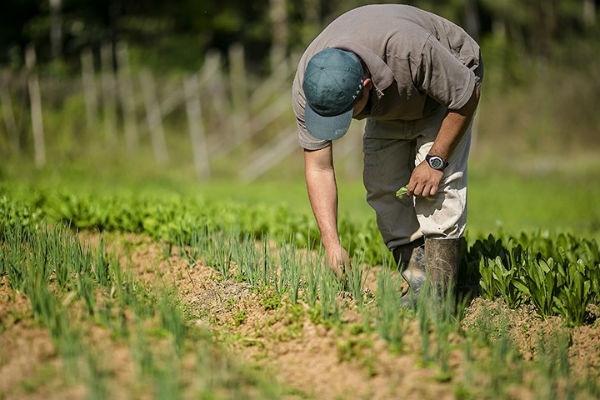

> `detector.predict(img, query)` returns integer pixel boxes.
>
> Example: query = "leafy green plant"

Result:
[395,186,408,199]
[516,258,559,318]
[553,260,591,325]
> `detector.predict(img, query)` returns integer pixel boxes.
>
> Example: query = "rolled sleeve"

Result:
[292,73,331,150]
[414,35,476,110]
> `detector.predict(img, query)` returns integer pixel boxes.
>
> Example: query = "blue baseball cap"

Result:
[302,48,364,141]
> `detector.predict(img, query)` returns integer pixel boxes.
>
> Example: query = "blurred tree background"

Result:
[1,0,597,72]
[0,0,599,180]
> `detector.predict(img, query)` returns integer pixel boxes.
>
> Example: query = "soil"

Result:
[104,233,453,400]
[101,232,600,399]
[464,297,600,377]
[0,276,85,399]
[2,231,599,399]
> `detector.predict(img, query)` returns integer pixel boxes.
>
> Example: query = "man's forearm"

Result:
[429,87,480,160]
[304,148,340,249]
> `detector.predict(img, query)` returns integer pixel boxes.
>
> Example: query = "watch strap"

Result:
[425,154,448,170]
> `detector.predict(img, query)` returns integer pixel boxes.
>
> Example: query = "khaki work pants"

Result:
[362,106,472,250]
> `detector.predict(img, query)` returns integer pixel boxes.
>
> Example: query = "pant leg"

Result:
[363,120,423,249]
[413,109,472,239]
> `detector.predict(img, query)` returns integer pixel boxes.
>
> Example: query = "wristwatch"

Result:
[425,154,448,171]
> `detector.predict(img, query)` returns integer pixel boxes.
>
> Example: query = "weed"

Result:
[233,310,248,326]
[262,289,281,311]
[335,337,373,363]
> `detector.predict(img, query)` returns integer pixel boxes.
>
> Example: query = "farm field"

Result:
[2,1,600,398]
[1,169,600,399]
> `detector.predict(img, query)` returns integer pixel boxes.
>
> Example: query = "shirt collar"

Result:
[330,41,395,99]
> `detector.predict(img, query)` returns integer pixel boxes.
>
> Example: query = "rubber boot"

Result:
[424,238,460,295]
[392,238,426,308]
[395,238,460,308]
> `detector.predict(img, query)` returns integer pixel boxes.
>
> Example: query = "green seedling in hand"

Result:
[396,186,408,199]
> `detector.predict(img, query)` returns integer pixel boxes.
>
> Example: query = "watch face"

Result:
[429,156,444,170]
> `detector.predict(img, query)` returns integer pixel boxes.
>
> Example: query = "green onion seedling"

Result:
[396,186,408,199]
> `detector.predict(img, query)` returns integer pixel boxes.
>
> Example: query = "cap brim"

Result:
[305,104,353,141]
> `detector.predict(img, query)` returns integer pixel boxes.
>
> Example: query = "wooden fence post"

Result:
[25,45,45,167]
[583,0,596,27]
[140,69,168,165]
[200,51,230,128]
[0,71,20,154]
[49,0,63,59]
[100,42,117,145]
[116,42,139,153]
[183,74,210,180]
[228,44,248,140]
[269,0,288,70]
[80,48,98,131]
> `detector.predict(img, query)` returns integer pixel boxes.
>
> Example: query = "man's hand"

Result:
[326,245,350,276]
[304,146,351,277]
[407,161,443,197]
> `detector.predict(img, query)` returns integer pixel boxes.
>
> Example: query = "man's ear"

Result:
[363,78,373,89]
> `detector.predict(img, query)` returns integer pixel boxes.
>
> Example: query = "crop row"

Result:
[0,220,284,398]
[2,197,600,397]
[0,204,466,392]
[1,185,599,325]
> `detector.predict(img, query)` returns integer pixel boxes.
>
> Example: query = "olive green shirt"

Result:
[292,4,483,150]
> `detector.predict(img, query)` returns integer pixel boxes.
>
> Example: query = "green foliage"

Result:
[261,289,282,311]
[233,310,248,326]
[2,184,599,327]
[2,182,600,397]
[279,238,302,304]
[475,233,599,325]
[375,268,408,352]
[318,266,343,322]
[0,210,283,398]
[395,186,408,200]
[347,259,366,307]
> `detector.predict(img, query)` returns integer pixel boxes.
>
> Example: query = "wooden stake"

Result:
[100,43,117,145]
[183,74,210,180]
[228,44,248,140]
[80,48,98,130]
[116,42,139,153]
[25,45,46,167]
[49,0,63,59]
[140,69,168,165]
[0,71,20,154]
[269,0,288,70]
[583,0,596,27]
[200,51,230,126]
[25,46,45,167]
